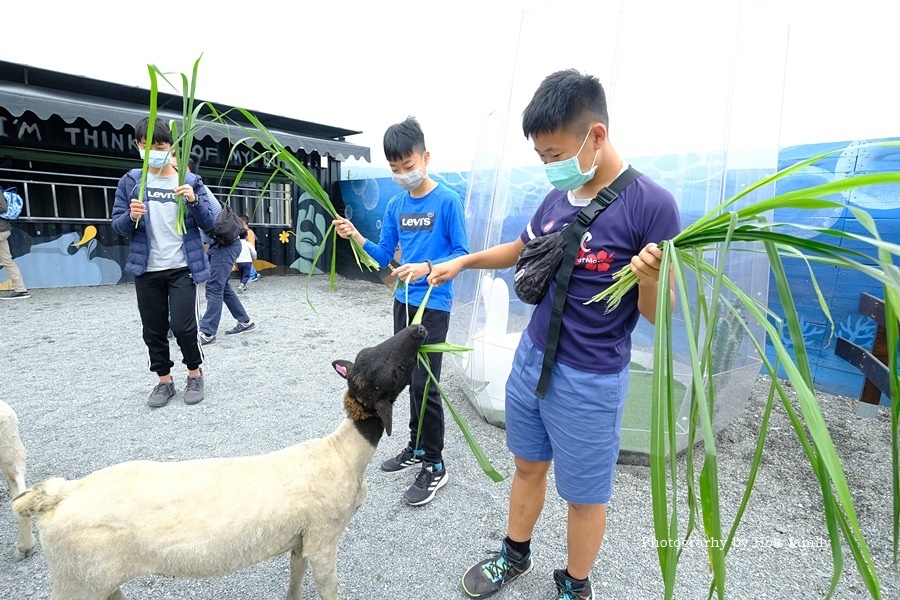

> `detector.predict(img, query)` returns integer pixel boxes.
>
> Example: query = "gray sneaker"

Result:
[147,381,176,408]
[462,541,533,598]
[553,568,594,599]
[184,373,204,405]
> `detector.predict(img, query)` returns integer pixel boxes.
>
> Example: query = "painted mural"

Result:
[0,227,121,290]
[337,137,900,401]
[288,193,329,276]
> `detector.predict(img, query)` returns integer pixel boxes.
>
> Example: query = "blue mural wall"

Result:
[338,137,900,402]
[0,203,335,290]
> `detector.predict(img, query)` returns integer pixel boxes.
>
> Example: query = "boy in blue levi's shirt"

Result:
[334,116,469,507]
[430,70,681,599]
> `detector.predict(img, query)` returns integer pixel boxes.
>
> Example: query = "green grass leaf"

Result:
[416,353,506,482]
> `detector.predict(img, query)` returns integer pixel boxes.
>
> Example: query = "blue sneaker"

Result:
[225,321,256,335]
[462,540,533,597]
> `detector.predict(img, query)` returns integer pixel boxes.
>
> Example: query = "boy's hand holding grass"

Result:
[173,184,197,203]
[129,200,147,221]
[392,262,431,282]
[333,217,363,244]
[630,242,664,284]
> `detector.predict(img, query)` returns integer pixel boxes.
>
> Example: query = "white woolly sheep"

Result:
[13,324,427,600]
[0,399,35,561]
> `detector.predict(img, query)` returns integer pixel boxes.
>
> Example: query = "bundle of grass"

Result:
[591,142,900,599]
[138,56,378,310]
[206,104,379,308]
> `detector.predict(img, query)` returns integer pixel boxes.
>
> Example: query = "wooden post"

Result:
[834,293,894,418]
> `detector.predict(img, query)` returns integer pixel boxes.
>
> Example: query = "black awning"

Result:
[0,79,371,163]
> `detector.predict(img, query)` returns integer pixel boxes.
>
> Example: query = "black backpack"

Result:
[208,200,246,247]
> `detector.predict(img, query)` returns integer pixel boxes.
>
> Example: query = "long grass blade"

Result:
[680,141,900,238]
[303,222,337,315]
[649,242,679,596]
[670,249,725,599]
[415,353,506,482]
[411,285,434,325]
[134,66,159,229]
[680,253,868,596]
[764,239,881,596]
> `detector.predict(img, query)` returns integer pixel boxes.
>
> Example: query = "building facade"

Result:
[0,60,370,288]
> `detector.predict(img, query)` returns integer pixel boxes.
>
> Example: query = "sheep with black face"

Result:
[13,324,427,600]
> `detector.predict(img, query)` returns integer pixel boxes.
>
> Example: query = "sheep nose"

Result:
[409,324,427,340]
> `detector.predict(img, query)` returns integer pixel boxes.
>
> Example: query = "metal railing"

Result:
[0,167,293,226]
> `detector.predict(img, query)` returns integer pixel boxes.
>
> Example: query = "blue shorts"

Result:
[505,331,628,504]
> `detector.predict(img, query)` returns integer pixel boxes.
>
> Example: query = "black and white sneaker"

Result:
[1,291,31,300]
[404,462,448,506]
[381,445,423,473]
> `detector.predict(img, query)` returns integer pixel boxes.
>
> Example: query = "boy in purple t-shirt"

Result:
[429,69,681,599]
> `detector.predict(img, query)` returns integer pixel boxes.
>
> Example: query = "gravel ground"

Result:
[1,274,898,599]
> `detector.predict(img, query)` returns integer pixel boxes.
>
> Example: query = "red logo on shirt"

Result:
[542,220,555,233]
[576,248,615,272]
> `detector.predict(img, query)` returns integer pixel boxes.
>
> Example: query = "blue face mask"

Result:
[138,148,172,169]
[544,129,599,191]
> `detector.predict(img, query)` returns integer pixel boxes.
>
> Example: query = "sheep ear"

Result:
[374,399,393,436]
[332,360,352,379]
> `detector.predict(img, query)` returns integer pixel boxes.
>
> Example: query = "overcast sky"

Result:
[3,0,898,173]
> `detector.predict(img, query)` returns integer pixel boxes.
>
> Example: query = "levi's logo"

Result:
[400,212,435,232]
[146,188,176,202]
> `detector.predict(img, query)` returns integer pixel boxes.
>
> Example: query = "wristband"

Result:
[426,260,433,274]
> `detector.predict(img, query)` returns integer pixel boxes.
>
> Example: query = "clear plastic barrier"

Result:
[449,0,788,460]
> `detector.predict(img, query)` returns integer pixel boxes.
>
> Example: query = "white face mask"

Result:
[392,169,425,192]
[138,148,172,169]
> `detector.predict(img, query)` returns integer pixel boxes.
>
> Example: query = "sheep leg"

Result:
[106,588,128,600]
[307,546,339,600]
[4,469,35,560]
[286,547,308,600]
